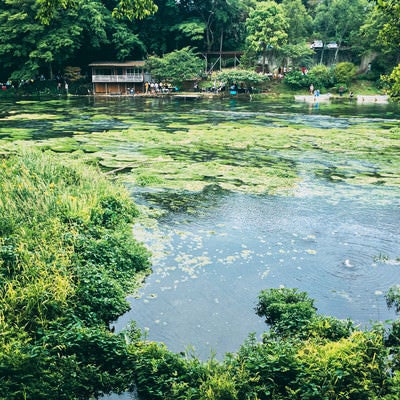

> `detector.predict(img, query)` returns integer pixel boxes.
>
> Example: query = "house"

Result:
[89,61,151,95]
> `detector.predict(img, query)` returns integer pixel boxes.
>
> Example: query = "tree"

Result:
[375,0,400,101]
[281,43,315,70]
[313,0,371,62]
[131,0,187,55]
[36,0,158,24]
[215,69,270,92]
[376,0,400,54]
[0,0,83,80]
[282,0,312,44]
[0,0,147,80]
[145,47,204,86]
[176,0,251,52]
[244,1,289,72]
[280,0,314,67]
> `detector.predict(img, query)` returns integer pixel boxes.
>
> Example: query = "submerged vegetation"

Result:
[1,98,400,398]
[1,98,399,195]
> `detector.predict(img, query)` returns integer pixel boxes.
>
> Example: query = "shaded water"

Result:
[0,96,399,366]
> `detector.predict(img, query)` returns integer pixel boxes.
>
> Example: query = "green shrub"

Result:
[0,146,150,399]
[308,64,334,91]
[255,288,317,335]
[199,368,238,400]
[334,62,357,86]
[296,331,388,400]
[382,63,400,101]
[232,333,300,399]
[129,341,207,400]
[284,70,310,90]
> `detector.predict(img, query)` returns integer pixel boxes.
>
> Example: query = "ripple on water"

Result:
[115,188,400,360]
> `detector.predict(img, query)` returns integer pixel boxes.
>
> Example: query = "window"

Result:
[127,68,141,75]
[94,68,112,75]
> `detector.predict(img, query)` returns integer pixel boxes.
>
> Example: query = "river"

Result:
[0,96,399,398]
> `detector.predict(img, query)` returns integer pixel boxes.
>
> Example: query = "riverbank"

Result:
[0,77,387,101]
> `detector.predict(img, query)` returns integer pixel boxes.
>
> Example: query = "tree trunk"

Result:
[219,29,223,71]
[48,63,53,80]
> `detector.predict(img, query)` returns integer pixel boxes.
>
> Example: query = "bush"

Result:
[284,70,310,90]
[308,64,334,91]
[255,288,317,334]
[0,147,151,399]
[382,63,400,101]
[334,62,357,86]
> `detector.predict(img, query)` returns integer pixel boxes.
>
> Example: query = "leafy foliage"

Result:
[295,330,389,399]
[256,288,317,336]
[145,47,204,86]
[284,69,310,89]
[334,61,357,85]
[216,69,269,91]
[0,147,150,398]
[381,64,400,102]
[376,0,400,52]
[244,1,288,68]
[36,0,157,24]
[245,1,288,52]
[256,288,355,341]
[386,284,400,313]
[308,64,334,91]
[0,0,399,100]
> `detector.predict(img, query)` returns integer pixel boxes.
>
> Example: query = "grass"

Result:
[269,78,383,96]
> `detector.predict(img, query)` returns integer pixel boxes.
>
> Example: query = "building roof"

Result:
[89,61,145,67]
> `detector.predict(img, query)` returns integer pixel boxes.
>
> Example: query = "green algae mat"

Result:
[0,97,399,195]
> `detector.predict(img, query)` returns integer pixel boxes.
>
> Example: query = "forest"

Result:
[0,0,399,98]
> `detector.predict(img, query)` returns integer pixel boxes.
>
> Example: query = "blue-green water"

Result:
[117,181,399,360]
[1,96,399,365]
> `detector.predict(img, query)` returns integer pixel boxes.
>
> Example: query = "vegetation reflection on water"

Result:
[0,96,399,361]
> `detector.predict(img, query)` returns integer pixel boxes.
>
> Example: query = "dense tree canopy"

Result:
[0,0,399,92]
[36,0,158,23]
[245,0,289,69]
[145,46,204,85]
[376,0,400,52]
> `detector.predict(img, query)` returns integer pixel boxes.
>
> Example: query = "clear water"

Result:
[117,182,400,360]
[1,96,399,364]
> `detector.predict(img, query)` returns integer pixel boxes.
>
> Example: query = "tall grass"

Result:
[0,145,151,399]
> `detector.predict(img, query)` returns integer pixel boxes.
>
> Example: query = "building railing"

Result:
[92,74,145,83]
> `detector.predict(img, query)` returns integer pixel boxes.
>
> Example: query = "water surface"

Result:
[0,96,399,363]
